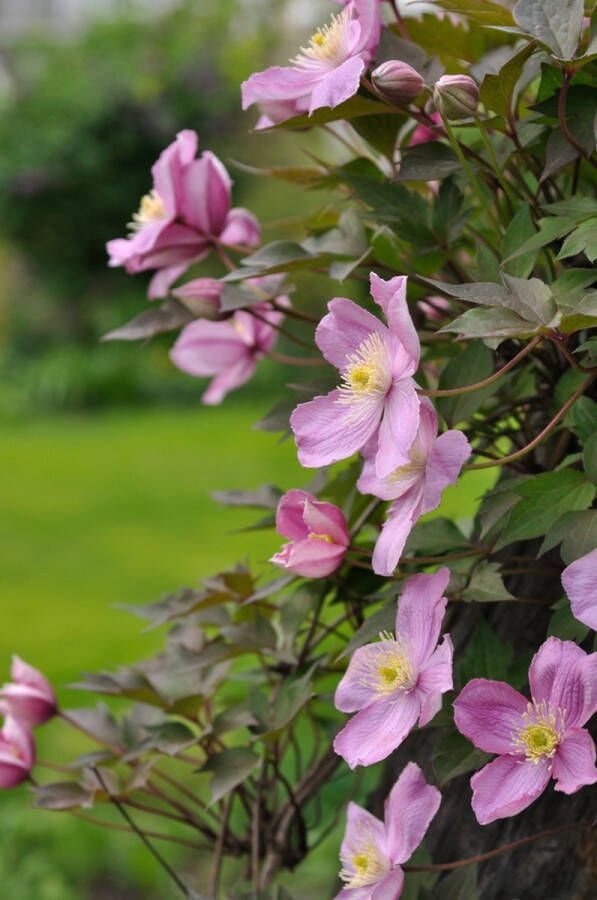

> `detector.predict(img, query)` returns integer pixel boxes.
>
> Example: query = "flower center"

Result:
[292,8,353,69]
[356,633,415,697]
[512,701,563,762]
[128,189,167,233]
[340,843,389,888]
[308,532,334,543]
[337,332,391,409]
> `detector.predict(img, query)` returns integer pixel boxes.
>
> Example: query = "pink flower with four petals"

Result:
[241,0,382,127]
[334,568,453,768]
[107,130,260,298]
[291,274,421,479]
[335,762,441,899]
[270,490,350,578]
[454,636,597,824]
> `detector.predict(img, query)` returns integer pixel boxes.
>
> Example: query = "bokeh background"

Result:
[0,1,490,896]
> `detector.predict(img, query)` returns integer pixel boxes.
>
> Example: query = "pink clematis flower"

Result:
[358,398,470,576]
[291,274,421,478]
[170,292,286,405]
[241,1,382,127]
[454,636,597,825]
[107,130,260,298]
[270,490,350,578]
[334,568,453,768]
[336,762,441,899]
[0,715,35,788]
[0,656,57,727]
[561,549,597,631]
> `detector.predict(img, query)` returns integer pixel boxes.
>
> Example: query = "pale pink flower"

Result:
[417,296,450,322]
[0,656,57,727]
[358,399,470,575]
[0,715,35,788]
[454,637,597,825]
[561,549,597,631]
[241,1,382,127]
[409,111,442,146]
[170,295,285,405]
[107,130,260,298]
[270,490,350,578]
[291,274,421,478]
[334,568,453,768]
[336,763,441,899]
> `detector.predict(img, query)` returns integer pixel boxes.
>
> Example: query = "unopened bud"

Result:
[433,74,479,120]
[371,60,425,107]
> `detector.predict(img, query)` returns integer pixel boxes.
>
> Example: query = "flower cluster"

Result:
[0,657,56,788]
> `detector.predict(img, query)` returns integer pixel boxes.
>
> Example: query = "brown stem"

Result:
[558,72,597,168]
[266,350,326,367]
[389,0,411,40]
[403,821,592,872]
[420,338,541,397]
[68,809,209,851]
[465,372,595,469]
[248,306,315,351]
[548,333,597,373]
[207,794,233,899]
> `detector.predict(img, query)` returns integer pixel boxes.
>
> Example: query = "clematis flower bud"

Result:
[172,278,223,320]
[0,715,35,788]
[0,656,57,727]
[371,60,424,107]
[270,490,349,578]
[433,74,479,120]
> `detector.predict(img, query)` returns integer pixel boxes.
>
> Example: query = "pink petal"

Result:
[528,637,595,728]
[453,679,528,754]
[302,498,349,546]
[370,275,419,370]
[417,636,453,727]
[396,568,450,669]
[148,261,200,300]
[11,657,53,696]
[291,389,382,469]
[351,0,383,54]
[422,429,471,514]
[376,379,421,477]
[309,56,366,113]
[334,692,420,769]
[202,356,257,405]
[357,456,422,502]
[316,298,388,371]
[384,762,441,865]
[335,641,406,714]
[340,800,387,872]
[0,685,56,728]
[172,278,223,318]
[552,728,597,794]
[275,490,312,541]
[371,494,420,577]
[219,207,261,248]
[170,320,248,377]
[241,65,321,109]
[470,755,551,824]
[561,549,597,631]
[152,129,198,217]
[274,538,346,578]
[180,151,231,236]
[371,868,405,900]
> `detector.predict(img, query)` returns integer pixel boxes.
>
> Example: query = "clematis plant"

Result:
[14,0,597,896]
[334,568,453,768]
[454,637,597,824]
[336,763,441,899]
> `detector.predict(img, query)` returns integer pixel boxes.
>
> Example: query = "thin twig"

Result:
[207,794,233,899]
[420,338,541,397]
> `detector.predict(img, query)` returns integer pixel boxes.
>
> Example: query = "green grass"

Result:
[0,404,494,898]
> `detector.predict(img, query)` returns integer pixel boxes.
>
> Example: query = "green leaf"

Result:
[556,218,597,262]
[437,342,499,425]
[211,485,281,510]
[433,731,490,787]
[480,42,536,117]
[463,562,516,602]
[435,0,514,26]
[584,431,597,486]
[500,203,539,277]
[457,619,513,684]
[101,298,194,342]
[572,396,597,443]
[548,596,590,642]
[267,663,318,734]
[513,0,584,59]
[576,338,597,367]
[503,215,578,263]
[541,510,597,564]
[405,518,470,554]
[267,96,392,131]
[497,470,597,549]
[202,748,260,805]
[34,782,94,811]
[395,142,461,182]
[440,306,532,341]
[434,865,480,900]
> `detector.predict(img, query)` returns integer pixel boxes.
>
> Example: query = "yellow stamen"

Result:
[292,8,352,67]
[340,842,389,888]
[337,332,391,408]
[512,701,563,762]
[308,532,335,543]
[128,189,167,233]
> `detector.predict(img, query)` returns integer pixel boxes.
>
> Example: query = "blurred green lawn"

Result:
[0,404,494,898]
